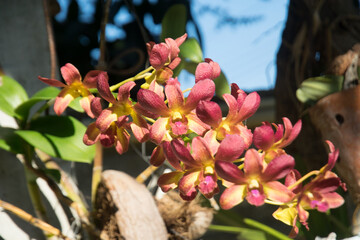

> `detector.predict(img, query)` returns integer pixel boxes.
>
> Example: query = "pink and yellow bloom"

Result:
[253,117,301,162]
[273,141,346,237]
[215,149,295,208]
[196,83,260,147]
[144,34,187,86]
[137,78,214,165]
[38,63,102,117]
[195,58,221,82]
[83,72,149,154]
[158,130,245,200]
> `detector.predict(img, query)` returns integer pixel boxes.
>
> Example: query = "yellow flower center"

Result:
[249,179,260,189]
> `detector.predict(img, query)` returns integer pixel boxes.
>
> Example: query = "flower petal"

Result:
[262,154,295,182]
[215,134,245,162]
[130,113,149,143]
[149,42,169,69]
[220,185,246,210]
[150,145,166,166]
[83,70,103,88]
[321,192,344,209]
[162,141,182,170]
[171,139,199,167]
[96,108,117,132]
[114,128,130,154]
[223,93,238,123]
[83,122,100,145]
[54,89,75,115]
[244,149,263,176]
[246,188,266,206]
[60,63,81,85]
[203,130,220,156]
[90,97,103,118]
[175,33,187,47]
[137,89,169,116]
[178,170,200,196]
[150,117,168,144]
[198,174,219,198]
[215,161,246,184]
[187,112,209,135]
[38,76,66,87]
[158,171,184,192]
[80,94,95,118]
[196,100,222,128]
[253,124,275,150]
[165,78,184,109]
[237,92,260,121]
[117,81,136,103]
[195,58,221,82]
[192,136,213,162]
[97,72,116,104]
[184,79,215,112]
[279,118,301,148]
[264,181,295,203]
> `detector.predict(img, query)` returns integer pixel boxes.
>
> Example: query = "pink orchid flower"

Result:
[137,78,214,165]
[38,63,102,117]
[83,72,149,154]
[195,58,221,83]
[215,149,295,209]
[273,141,345,237]
[196,83,260,148]
[158,130,245,200]
[253,117,302,162]
[147,33,187,70]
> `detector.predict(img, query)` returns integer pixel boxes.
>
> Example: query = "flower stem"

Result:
[243,218,292,240]
[287,170,320,190]
[91,141,103,210]
[136,165,158,183]
[209,222,291,240]
[0,199,71,240]
[109,66,153,92]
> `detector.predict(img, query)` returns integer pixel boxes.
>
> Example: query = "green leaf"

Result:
[296,75,343,105]
[15,86,85,121]
[161,4,187,41]
[0,75,28,117]
[0,126,24,154]
[214,72,230,97]
[179,38,203,63]
[16,116,95,163]
[15,87,60,121]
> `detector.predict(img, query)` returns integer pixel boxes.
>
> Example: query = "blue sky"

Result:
[188,0,289,91]
[56,0,289,92]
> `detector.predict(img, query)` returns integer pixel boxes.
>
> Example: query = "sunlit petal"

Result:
[178,170,200,196]
[215,161,245,184]
[264,181,295,203]
[60,63,81,85]
[137,89,169,116]
[96,108,117,132]
[184,79,215,112]
[215,134,245,162]
[97,72,116,104]
[80,94,95,118]
[196,100,222,127]
[83,70,103,88]
[158,171,184,192]
[38,76,66,87]
[150,117,168,144]
[117,81,135,103]
[244,149,263,175]
[262,154,295,182]
[165,78,184,109]
[220,185,246,210]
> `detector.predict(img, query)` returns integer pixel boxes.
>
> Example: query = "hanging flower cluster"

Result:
[39,33,346,236]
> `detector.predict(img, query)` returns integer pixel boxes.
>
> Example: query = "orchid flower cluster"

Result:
[38,33,346,236]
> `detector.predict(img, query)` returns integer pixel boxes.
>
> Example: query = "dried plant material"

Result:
[157,191,213,240]
[95,170,168,240]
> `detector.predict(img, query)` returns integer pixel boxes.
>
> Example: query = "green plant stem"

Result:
[22,145,48,222]
[243,218,292,240]
[109,67,153,92]
[91,141,103,210]
[0,199,71,240]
